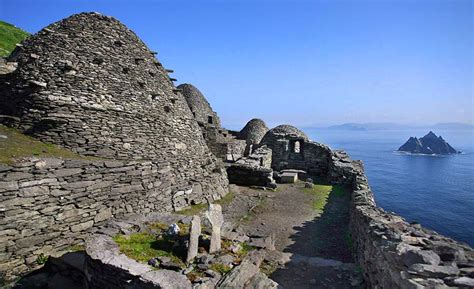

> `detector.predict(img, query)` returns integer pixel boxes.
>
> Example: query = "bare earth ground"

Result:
[224,183,365,289]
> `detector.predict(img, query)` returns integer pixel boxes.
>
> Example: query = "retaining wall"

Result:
[0,157,227,281]
[328,152,474,288]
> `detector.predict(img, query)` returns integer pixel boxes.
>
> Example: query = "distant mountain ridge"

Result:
[398,131,460,155]
[325,122,473,131]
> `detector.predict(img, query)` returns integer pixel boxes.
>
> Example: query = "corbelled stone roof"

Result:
[239,118,269,145]
[178,83,221,128]
[260,124,308,145]
[0,12,228,195]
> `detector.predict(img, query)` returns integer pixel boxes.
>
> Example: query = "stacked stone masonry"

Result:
[226,146,274,187]
[0,157,227,280]
[0,13,228,196]
[0,12,472,288]
[328,152,474,288]
[0,12,230,281]
[259,125,332,178]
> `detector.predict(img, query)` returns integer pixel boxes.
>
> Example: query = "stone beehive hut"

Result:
[178,83,221,128]
[239,118,269,146]
[260,124,332,175]
[0,12,227,197]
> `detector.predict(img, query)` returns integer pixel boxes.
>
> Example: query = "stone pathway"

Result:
[224,183,365,289]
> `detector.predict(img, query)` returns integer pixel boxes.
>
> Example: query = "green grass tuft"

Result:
[303,183,347,212]
[113,232,184,265]
[215,192,234,206]
[175,203,207,216]
[303,184,332,211]
[236,242,255,257]
[0,20,29,57]
[209,263,232,274]
[176,192,234,216]
[0,125,93,164]
[35,253,49,265]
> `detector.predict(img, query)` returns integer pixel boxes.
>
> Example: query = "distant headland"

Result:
[398,131,460,155]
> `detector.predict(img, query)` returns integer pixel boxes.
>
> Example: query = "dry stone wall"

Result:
[328,152,474,288]
[260,125,332,177]
[0,13,230,281]
[0,12,227,195]
[226,146,274,187]
[0,157,226,281]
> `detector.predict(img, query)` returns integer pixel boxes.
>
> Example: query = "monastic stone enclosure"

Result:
[178,83,221,128]
[0,13,228,281]
[259,124,332,177]
[0,13,227,195]
[179,83,246,162]
[1,11,473,289]
[238,118,269,154]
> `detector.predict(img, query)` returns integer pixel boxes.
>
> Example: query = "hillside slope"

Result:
[0,20,29,57]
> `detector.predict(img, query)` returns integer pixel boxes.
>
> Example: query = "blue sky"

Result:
[1,0,472,128]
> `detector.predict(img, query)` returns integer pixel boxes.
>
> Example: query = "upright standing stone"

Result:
[186,215,201,263]
[205,204,224,253]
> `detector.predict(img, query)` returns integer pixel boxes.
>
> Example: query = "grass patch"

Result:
[236,242,255,257]
[35,253,49,265]
[0,125,89,164]
[148,222,169,232]
[303,183,347,212]
[176,192,234,216]
[113,232,184,265]
[0,20,29,57]
[68,244,85,252]
[175,203,207,216]
[215,192,234,206]
[303,184,332,211]
[209,263,232,274]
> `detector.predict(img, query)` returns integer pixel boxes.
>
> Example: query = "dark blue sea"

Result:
[304,128,474,246]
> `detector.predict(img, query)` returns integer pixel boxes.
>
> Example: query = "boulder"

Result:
[216,260,259,289]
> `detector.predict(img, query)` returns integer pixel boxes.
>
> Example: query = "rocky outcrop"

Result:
[86,234,192,289]
[398,131,460,154]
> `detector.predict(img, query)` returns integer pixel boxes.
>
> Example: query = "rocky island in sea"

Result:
[398,131,460,155]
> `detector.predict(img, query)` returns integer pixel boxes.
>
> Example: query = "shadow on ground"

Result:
[270,185,365,289]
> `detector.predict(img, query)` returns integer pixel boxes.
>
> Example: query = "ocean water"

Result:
[303,128,474,246]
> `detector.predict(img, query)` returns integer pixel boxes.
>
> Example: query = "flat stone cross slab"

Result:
[186,215,201,263]
[205,203,224,253]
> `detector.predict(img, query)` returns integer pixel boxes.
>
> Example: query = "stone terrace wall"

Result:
[0,157,227,281]
[328,153,474,288]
